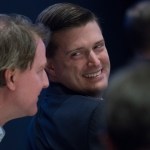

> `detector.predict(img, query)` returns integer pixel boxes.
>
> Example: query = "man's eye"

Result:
[94,43,105,52]
[71,52,81,57]
[95,43,104,49]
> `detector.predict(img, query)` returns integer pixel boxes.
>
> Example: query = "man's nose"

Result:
[88,51,100,66]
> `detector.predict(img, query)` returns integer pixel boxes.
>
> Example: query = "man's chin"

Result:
[28,106,38,116]
[83,89,102,97]
[86,84,108,97]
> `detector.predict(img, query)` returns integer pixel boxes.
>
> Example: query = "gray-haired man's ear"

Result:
[4,69,16,90]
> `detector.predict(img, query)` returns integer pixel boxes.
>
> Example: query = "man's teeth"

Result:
[84,70,101,78]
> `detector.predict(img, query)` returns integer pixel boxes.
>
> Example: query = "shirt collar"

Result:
[0,126,5,142]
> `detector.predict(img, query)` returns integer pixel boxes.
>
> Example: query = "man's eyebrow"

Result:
[39,62,47,69]
[95,39,105,45]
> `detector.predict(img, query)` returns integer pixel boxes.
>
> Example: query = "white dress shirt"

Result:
[0,126,5,142]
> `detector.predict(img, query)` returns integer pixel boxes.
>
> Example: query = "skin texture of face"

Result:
[11,38,49,116]
[49,21,110,96]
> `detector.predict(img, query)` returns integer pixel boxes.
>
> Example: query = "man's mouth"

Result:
[83,69,102,78]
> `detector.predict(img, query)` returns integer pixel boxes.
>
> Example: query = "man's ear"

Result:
[4,69,16,90]
[46,60,56,81]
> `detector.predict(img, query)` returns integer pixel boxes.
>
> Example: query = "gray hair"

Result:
[0,14,50,87]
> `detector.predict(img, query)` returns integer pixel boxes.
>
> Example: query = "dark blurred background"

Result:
[0,0,139,149]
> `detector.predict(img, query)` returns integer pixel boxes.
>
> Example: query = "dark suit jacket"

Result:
[27,83,105,150]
